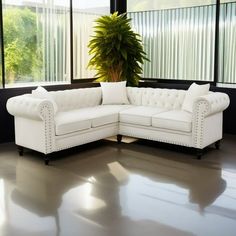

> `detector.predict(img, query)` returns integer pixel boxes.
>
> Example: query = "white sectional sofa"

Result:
[7,86,230,165]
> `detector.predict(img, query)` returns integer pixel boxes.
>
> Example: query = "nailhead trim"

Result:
[192,101,209,148]
[120,130,193,147]
[39,103,54,154]
[55,126,118,151]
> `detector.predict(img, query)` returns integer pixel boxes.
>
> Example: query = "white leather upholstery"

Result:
[152,110,192,132]
[119,123,192,147]
[6,86,230,157]
[55,110,92,136]
[100,81,129,105]
[55,124,119,151]
[192,92,230,148]
[15,117,53,154]
[90,105,132,127]
[127,87,186,109]
[120,106,168,126]
[182,83,210,112]
[7,94,54,120]
[202,113,223,148]
[194,92,230,117]
[55,105,132,136]
[51,87,102,112]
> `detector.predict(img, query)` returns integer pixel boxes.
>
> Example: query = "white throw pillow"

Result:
[182,83,210,112]
[32,86,58,114]
[100,81,129,105]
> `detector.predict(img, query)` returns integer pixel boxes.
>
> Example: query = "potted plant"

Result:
[88,12,149,86]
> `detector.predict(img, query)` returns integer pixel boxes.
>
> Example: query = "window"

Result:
[72,0,110,80]
[128,0,217,81]
[1,0,235,87]
[218,0,236,85]
[3,0,70,87]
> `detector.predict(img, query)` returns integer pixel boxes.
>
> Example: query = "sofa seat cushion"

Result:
[119,106,168,126]
[55,109,93,135]
[55,105,132,135]
[152,110,192,132]
[90,105,132,127]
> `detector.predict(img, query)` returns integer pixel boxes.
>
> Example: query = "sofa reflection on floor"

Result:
[10,147,123,218]
[68,148,227,232]
[10,158,81,234]
[118,147,226,210]
[9,144,227,220]
[10,146,228,235]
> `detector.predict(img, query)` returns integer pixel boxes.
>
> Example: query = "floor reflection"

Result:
[120,147,227,207]
[8,157,83,236]
[0,139,235,236]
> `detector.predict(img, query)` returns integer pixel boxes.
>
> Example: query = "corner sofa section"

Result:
[7,87,230,165]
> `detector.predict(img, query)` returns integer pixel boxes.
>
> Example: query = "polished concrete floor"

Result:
[0,135,236,236]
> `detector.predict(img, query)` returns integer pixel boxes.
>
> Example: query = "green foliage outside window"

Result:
[3,8,42,84]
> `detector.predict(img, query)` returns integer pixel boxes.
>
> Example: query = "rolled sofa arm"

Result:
[192,92,230,149]
[7,94,55,120]
[193,92,230,117]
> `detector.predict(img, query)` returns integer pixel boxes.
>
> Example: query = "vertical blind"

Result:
[73,12,100,79]
[38,3,70,83]
[219,2,236,84]
[128,5,216,81]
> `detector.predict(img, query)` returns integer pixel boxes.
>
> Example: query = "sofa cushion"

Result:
[55,105,132,135]
[152,110,192,132]
[32,86,58,114]
[119,106,168,126]
[90,105,132,127]
[100,82,129,105]
[55,109,92,135]
[182,83,210,112]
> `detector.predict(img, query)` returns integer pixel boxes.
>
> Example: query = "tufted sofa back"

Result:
[50,87,102,112]
[49,86,188,112]
[127,87,187,110]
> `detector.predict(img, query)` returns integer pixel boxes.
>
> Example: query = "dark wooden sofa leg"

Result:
[196,148,203,160]
[44,154,50,165]
[215,140,221,150]
[18,146,24,156]
[117,135,122,144]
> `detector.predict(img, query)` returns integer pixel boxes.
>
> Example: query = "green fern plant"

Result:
[88,12,149,86]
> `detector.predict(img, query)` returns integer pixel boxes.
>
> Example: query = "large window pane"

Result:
[3,0,70,87]
[72,0,110,80]
[219,0,236,85]
[128,0,216,81]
